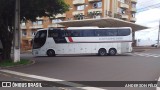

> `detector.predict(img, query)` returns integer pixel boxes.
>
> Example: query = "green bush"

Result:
[0,59,31,67]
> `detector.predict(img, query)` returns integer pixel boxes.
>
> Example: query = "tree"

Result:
[0,0,69,61]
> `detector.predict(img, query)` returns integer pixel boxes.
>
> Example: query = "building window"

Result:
[52,19,62,23]
[21,22,25,26]
[77,5,85,11]
[33,22,37,25]
[93,15,101,19]
[93,2,102,8]
[77,16,84,20]
[37,21,42,25]
[125,0,130,4]
[119,8,126,14]
[132,13,135,17]
[22,30,27,36]
[31,30,36,37]
[132,3,136,8]
[119,0,125,3]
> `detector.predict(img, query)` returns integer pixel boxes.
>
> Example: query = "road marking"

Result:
[130,53,160,58]
[58,87,71,90]
[135,53,156,57]
[0,72,11,77]
[0,69,106,90]
[19,77,32,81]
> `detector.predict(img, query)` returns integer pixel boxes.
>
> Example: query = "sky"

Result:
[136,0,160,27]
[135,0,160,41]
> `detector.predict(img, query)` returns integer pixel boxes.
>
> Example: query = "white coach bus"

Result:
[32,27,132,56]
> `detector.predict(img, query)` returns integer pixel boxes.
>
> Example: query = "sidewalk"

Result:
[133,46,158,52]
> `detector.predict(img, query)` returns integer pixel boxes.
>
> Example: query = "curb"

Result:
[0,60,35,69]
[133,50,145,52]
[132,49,148,52]
[20,51,32,54]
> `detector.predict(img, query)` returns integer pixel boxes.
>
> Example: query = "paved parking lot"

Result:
[1,49,160,90]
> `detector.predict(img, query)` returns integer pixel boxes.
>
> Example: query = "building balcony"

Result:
[21,25,27,29]
[88,8,102,13]
[72,10,85,16]
[22,36,33,40]
[131,0,137,3]
[32,25,43,29]
[121,14,129,19]
[48,24,64,28]
[131,7,136,13]
[36,17,43,20]
[55,14,66,18]
[120,3,129,9]
[130,17,136,22]
[88,0,101,2]
[73,0,85,5]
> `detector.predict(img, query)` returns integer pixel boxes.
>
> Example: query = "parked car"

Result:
[151,43,158,47]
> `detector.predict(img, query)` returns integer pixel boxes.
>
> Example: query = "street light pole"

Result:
[157,20,160,48]
[13,0,20,62]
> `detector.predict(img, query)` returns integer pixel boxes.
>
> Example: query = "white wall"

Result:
[136,39,157,46]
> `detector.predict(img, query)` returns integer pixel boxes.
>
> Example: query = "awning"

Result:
[56,17,148,31]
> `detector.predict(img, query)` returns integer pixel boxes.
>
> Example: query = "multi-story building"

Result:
[64,0,137,22]
[21,0,137,50]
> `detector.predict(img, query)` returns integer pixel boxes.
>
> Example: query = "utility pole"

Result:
[13,0,20,62]
[157,20,160,48]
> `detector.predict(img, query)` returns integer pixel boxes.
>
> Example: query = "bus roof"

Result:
[67,27,132,30]
[67,26,99,29]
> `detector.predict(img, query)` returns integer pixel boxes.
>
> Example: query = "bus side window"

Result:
[62,31,67,37]
[107,29,118,36]
[118,29,130,36]
[53,33,58,37]
[48,30,59,37]
[65,31,72,37]
[35,32,40,38]
[95,29,107,36]
[40,33,46,38]
[83,30,95,37]
[71,30,80,37]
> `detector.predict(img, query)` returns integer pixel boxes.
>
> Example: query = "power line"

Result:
[137,0,154,5]
[137,3,160,13]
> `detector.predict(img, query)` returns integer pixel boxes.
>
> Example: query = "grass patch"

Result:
[0,59,31,67]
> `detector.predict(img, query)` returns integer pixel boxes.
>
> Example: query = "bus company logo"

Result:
[2,82,11,87]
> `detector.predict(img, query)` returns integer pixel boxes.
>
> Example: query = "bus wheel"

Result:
[47,49,55,57]
[109,48,117,56]
[98,48,106,56]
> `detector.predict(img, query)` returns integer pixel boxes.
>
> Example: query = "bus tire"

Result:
[98,48,106,56]
[47,49,55,57]
[109,48,117,56]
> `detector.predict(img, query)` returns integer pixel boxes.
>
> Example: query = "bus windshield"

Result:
[33,30,47,49]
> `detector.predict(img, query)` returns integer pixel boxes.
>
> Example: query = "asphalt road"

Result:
[1,49,160,90]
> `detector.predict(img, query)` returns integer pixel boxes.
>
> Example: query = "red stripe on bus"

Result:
[68,37,73,42]
[64,28,73,42]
